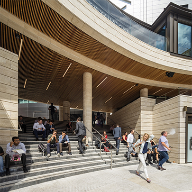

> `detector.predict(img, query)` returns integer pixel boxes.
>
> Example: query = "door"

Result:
[186,115,192,163]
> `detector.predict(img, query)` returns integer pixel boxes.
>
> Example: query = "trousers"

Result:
[137,153,149,179]
[5,153,26,168]
[158,151,169,167]
[78,135,85,153]
[47,143,60,154]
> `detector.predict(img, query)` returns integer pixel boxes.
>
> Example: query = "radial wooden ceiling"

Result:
[0,0,191,112]
[1,23,187,112]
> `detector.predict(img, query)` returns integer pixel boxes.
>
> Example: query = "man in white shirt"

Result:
[5,137,28,175]
[127,129,137,161]
[33,118,46,141]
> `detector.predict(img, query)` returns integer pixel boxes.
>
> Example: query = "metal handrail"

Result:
[84,126,114,169]
[92,126,117,150]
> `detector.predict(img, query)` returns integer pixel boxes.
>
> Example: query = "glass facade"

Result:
[178,23,192,57]
[86,0,167,51]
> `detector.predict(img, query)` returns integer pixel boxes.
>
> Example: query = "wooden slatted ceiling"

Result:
[1,0,192,86]
[1,23,183,111]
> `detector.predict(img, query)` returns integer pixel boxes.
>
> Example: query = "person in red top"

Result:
[121,132,128,144]
[103,131,108,140]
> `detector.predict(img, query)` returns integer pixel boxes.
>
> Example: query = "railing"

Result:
[86,0,167,51]
[84,126,117,169]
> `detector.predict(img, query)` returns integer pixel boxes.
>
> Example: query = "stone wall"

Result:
[108,95,192,163]
[0,47,18,151]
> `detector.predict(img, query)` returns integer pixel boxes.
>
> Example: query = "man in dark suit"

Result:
[45,120,55,136]
[113,124,121,155]
[75,117,86,154]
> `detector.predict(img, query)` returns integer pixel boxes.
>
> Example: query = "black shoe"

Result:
[79,151,84,154]
[166,160,171,163]
[149,162,153,165]
[6,169,10,176]
[0,172,5,177]
[127,158,130,162]
[36,138,39,141]
[23,167,28,173]
[42,138,46,141]
[60,152,63,156]
[157,165,161,170]
[146,162,149,166]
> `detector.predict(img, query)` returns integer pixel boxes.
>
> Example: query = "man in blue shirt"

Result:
[59,131,72,155]
[113,124,121,155]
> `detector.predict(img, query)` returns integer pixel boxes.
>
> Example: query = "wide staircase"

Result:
[0,118,138,191]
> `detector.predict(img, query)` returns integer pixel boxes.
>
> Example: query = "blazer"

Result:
[75,121,86,136]
[113,127,121,138]
[134,139,152,154]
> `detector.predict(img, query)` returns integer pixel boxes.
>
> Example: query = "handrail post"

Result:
[111,150,112,169]
[100,142,101,156]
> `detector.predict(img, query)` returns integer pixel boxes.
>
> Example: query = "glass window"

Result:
[158,25,166,37]
[178,23,192,57]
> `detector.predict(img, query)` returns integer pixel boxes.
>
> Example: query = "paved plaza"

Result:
[10,163,192,192]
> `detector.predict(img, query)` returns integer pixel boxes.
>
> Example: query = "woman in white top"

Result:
[134,133,151,183]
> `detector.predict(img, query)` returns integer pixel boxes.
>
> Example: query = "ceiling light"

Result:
[46,81,51,90]
[153,89,162,95]
[96,77,107,88]
[24,79,27,88]
[18,39,23,60]
[105,97,112,103]
[63,63,72,77]
[123,85,135,94]
[166,72,175,77]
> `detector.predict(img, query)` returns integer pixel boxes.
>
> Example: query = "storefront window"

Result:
[178,23,192,57]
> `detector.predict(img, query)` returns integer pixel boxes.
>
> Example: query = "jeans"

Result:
[78,135,85,153]
[114,137,120,152]
[127,142,136,159]
[34,129,46,139]
[158,151,169,167]
[0,156,4,173]
[137,153,148,178]
[5,153,26,169]
[47,143,60,154]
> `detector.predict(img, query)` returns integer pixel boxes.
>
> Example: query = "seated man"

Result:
[49,120,55,135]
[5,137,28,175]
[47,130,60,157]
[33,118,46,141]
[18,115,26,133]
[0,146,4,177]
[59,131,72,155]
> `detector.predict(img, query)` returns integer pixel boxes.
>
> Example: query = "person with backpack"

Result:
[75,117,86,154]
[47,130,60,158]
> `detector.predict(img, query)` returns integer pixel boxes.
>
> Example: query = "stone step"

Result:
[0,160,138,192]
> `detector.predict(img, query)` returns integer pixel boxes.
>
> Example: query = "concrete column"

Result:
[83,72,92,142]
[63,101,70,121]
[140,88,148,97]
[59,106,63,121]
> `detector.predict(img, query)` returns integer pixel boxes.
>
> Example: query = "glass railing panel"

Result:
[86,0,167,51]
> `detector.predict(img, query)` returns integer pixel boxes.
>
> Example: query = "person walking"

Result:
[157,131,171,171]
[135,133,151,183]
[127,129,137,161]
[75,117,86,154]
[113,124,121,155]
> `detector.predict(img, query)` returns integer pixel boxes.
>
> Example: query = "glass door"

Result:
[187,115,192,163]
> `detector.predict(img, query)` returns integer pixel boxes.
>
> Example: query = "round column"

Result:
[140,88,148,97]
[83,72,92,142]
[59,106,63,121]
[63,101,70,121]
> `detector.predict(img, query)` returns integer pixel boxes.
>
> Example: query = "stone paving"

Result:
[10,163,192,192]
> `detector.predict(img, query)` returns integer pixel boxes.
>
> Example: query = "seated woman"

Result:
[121,132,128,144]
[151,139,159,163]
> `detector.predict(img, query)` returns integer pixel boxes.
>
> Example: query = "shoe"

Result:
[42,138,46,141]
[160,167,166,171]
[68,153,72,155]
[147,179,151,183]
[0,172,5,177]
[157,165,161,170]
[146,162,149,166]
[136,171,140,176]
[60,152,63,156]
[23,167,28,173]
[47,154,50,158]
[6,169,10,176]
[86,144,89,147]
[57,153,60,157]
[127,158,130,162]
[36,138,39,141]
[116,151,119,155]
[166,160,171,163]
[149,162,153,165]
